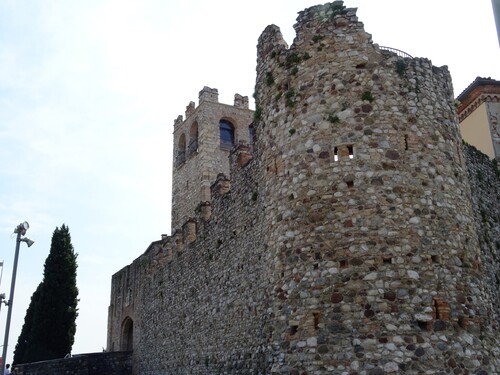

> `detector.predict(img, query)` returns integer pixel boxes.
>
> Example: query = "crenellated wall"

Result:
[108,2,500,374]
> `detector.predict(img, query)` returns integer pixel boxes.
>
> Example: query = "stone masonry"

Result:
[14,351,132,375]
[107,2,500,374]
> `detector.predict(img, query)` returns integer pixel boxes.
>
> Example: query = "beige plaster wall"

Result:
[460,102,495,158]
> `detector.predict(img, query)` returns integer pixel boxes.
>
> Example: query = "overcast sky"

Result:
[0,0,498,364]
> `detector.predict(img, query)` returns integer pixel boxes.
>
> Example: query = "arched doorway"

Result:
[121,317,134,351]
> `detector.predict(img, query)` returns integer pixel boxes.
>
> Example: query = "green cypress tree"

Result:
[12,283,42,365]
[15,224,79,363]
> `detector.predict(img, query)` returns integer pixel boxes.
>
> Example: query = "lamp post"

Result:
[0,262,5,317]
[1,222,34,369]
[0,294,6,317]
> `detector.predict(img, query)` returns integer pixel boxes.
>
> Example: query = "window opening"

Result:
[313,312,321,330]
[177,133,186,165]
[188,122,198,155]
[334,145,354,160]
[220,120,235,149]
[348,145,354,159]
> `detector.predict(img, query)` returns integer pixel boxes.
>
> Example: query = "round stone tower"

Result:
[254,2,499,374]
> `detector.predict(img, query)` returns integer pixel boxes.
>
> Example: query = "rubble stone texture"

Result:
[107,2,500,374]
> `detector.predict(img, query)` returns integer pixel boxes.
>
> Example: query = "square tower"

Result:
[171,86,254,231]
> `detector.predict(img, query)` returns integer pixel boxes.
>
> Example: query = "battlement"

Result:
[199,86,219,104]
[233,93,249,109]
[173,87,250,132]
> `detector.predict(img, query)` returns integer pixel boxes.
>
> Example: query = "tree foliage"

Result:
[12,283,42,364]
[13,224,79,364]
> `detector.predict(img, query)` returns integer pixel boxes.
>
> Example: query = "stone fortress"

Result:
[107,2,500,374]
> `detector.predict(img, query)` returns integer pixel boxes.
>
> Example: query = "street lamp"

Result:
[1,222,34,369]
[0,262,5,317]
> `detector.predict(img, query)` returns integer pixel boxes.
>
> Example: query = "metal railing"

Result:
[379,46,413,59]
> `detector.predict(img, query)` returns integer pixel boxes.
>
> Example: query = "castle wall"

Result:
[254,2,498,373]
[134,155,271,374]
[108,2,500,374]
[107,263,139,352]
[464,144,500,328]
[107,239,171,353]
[14,351,132,375]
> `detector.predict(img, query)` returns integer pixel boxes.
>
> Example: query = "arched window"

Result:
[188,122,198,156]
[220,120,235,149]
[121,317,134,351]
[177,133,186,165]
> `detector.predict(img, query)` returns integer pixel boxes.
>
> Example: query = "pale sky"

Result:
[0,0,498,364]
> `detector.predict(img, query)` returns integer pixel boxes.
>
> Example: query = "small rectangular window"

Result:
[313,312,321,330]
[348,145,354,159]
[333,145,354,161]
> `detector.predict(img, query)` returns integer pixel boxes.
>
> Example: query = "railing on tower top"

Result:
[379,46,413,59]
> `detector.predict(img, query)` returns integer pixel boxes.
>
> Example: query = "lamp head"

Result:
[21,237,35,247]
[14,221,30,236]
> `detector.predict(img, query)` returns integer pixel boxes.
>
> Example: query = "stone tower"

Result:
[254,2,499,373]
[171,86,253,231]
